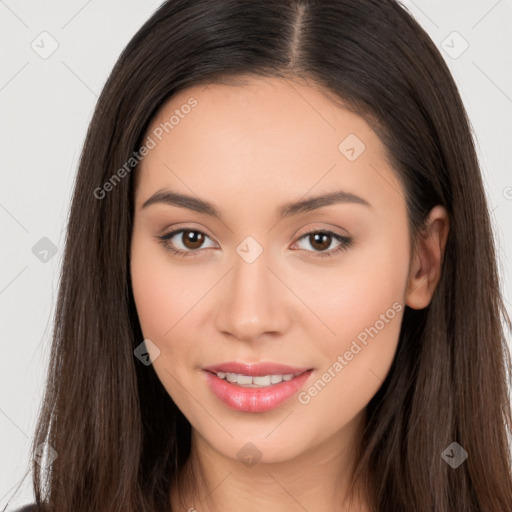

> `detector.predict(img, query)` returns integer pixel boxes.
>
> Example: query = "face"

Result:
[130,76,413,464]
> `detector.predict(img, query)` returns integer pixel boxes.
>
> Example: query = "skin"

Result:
[130,76,449,512]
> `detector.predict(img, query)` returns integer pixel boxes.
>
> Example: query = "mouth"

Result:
[202,361,314,412]
[203,361,312,377]
[204,369,307,387]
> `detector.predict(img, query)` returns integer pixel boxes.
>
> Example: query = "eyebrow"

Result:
[141,188,371,219]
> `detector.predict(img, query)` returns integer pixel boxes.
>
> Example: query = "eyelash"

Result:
[157,228,353,259]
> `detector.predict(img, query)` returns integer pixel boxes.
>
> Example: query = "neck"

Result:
[170,409,371,512]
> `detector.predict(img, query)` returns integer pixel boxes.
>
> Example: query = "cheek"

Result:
[130,231,204,341]
[298,231,408,416]
[130,233,204,402]
[298,225,409,341]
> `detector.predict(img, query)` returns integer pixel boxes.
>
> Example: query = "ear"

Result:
[405,205,450,310]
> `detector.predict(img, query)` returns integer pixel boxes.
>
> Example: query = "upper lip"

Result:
[202,361,313,377]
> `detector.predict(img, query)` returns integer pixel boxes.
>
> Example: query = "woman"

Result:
[7,0,512,511]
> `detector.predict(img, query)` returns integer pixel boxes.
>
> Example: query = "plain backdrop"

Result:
[1,0,511,509]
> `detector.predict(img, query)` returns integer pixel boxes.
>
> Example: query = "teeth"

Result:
[270,374,282,384]
[253,375,271,386]
[216,371,302,387]
[237,374,253,385]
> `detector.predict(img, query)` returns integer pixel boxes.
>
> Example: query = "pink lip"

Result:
[202,362,314,413]
[202,361,311,377]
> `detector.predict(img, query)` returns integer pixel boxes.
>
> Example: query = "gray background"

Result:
[1,0,511,508]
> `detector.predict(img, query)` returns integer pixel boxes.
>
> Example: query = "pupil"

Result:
[311,233,330,251]
[184,230,204,249]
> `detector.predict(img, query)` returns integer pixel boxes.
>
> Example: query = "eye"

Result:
[157,228,217,258]
[292,230,353,258]
[156,228,353,259]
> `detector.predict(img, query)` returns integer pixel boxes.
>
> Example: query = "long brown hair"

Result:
[7,1,512,511]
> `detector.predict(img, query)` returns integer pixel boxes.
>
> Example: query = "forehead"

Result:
[135,77,404,216]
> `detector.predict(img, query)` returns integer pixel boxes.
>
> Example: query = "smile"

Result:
[214,371,303,387]
[202,364,314,413]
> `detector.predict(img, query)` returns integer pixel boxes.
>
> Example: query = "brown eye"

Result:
[181,230,205,250]
[157,228,216,257]
[308,232,332,251]
[293,230,353,258]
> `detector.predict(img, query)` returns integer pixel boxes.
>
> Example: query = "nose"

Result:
[214,245,291,343]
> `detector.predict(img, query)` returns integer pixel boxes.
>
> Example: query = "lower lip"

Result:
[203,369,313,413]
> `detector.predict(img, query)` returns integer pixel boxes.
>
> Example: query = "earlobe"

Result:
[405,205,450,310]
